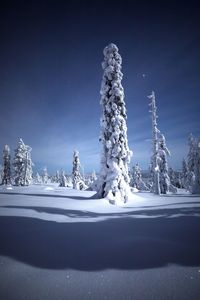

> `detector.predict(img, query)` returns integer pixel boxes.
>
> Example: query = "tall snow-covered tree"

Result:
[148,93,176,194]
[72,150,86,190]
[2,145,11,185]
[148,91,160,195]
[187,134,200,194]
[13,138,33,186]
[96,43,132,204]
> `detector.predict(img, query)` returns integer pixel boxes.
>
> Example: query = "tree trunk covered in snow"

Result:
[2,145,11,185]
[96,43,132,204]
[148,91,160,195]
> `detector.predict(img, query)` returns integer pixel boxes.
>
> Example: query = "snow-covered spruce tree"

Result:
[148,91,160,194]
[13,138,33,186]
[66,175,73,187]
[42,167,49,184]
[187,134,200,194]
[157,134,171,194]
[168,167,175,185]
[72,150,86,190]
[91,170,97,183]
[131,164,141,189]
[34,172,42,184]
[55,170,60,183]
[0,165,3,184]
[181,158,188,188]
[86,171,97,188]
[59,170,67,187]
[131,163,149,191]
[2,145,11,185]
[96,43,132,204]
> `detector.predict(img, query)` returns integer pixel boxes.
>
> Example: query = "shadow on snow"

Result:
[0,192,93,201]
[0,206,200,271]
[2,204,200,218]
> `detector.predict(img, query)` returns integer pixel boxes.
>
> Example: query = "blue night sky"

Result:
[0,1,200,174]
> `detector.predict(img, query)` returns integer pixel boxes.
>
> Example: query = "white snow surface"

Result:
[1,184,199,222]
[0,184,200,299]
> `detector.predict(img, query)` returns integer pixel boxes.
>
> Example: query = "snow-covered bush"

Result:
[13,138,33,186]
[96,43,132,204]
[2,145,11,185]
[72,150,87,190]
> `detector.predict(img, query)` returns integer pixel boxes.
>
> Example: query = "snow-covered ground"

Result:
[0,184,200,299]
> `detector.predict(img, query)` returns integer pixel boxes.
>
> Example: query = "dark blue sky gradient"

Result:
[0,1,200,173]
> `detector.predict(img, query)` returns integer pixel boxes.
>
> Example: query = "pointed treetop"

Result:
[188,133,194,144]
[148,90,155,99]
[4,145,10,153]
[103,43,118,55]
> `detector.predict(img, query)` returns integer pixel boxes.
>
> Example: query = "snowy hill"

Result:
[0,184,200,299]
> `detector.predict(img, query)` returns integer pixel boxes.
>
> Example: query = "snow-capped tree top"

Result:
[103,43,118,56]
[18,138,25,146]
[73,150,79,159]
[101,44,124,101]
[3,145,10,155]
[73,150,81,168]
[14,139,27,160]
[159,134,170,156]
[72,150,81,175]
[102,43,122,70]
[14,138,32,160]
[148,91,159,128]
[148,90,155,100]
